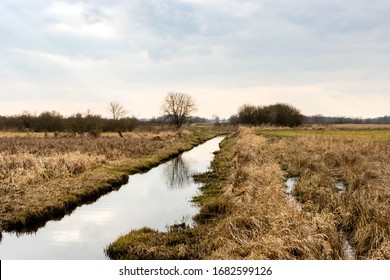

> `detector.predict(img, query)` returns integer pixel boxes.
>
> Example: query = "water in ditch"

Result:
[0,136,225,259]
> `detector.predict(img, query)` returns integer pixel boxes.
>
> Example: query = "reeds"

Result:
[0,134,174,190]
[258,129,390,259]
[200,128,345,259]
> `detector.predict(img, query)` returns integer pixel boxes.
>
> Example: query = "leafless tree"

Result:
[107,101,127,137]
[161,92,197,129]
[107,101,127,120]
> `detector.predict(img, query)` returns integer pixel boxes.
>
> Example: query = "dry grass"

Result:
[0,132,177,187]
[0,152,107,186]
[197,128,346,259]
[257,129,390,259]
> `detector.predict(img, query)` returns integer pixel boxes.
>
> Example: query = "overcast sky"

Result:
[1,0,389,119]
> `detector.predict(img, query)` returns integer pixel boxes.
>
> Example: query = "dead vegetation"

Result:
[273,132,390,259]
[198,128,346,259]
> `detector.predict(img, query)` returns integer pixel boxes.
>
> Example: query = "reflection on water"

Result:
[333,177,346,193]
[285,177,298,194]
[342,232,355,260]
[0,136,224,260]
[164,155,192,189]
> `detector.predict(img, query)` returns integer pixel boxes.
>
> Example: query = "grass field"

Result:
[0,127,226,232]
[255,127,390,140]
[106,126,390,260]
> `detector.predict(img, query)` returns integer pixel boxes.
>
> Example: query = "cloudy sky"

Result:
[1,0,389,119]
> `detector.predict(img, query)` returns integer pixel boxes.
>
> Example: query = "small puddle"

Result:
[284,177,301,210]
[341,232,355,260]
[284,175,355,259]
[333,179,355,259]
[285,177,298,195]
[333,178,346,193]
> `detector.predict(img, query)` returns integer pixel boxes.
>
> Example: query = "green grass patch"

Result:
[105,226,203,260]
[255,128,390,140]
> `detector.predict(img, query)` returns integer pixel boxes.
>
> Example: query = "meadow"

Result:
[107,125,390,260]
[0,127,224,232]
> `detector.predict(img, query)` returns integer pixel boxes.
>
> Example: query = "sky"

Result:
[0,0,389,119]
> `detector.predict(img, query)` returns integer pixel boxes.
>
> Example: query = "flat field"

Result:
[256,126,390,140]
[106,125,390,260]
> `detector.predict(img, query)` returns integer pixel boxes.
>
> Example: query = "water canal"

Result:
[0,136,225,259]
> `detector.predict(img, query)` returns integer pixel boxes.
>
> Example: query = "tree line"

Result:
[1,92,388,134]
[0,93,199,134]
[0,110,138,136]
[305,115,390,124]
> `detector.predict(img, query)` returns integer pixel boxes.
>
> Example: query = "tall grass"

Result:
[258,129,390,259]
[0,133,176,188]
[199,128,346,259]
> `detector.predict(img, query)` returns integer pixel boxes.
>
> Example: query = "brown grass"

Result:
[278,136,389,259]
[198,128,346,259]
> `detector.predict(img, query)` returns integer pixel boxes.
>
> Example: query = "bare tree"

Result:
[161,92,197,129]
[107,101,127,120]
[107,101,127,137]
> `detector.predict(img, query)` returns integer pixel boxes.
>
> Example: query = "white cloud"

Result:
[44,1,121,39]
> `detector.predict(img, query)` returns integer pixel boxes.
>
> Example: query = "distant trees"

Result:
[305,115,390,124]
[0,107,138,136]
[68,111,102,137]
[35,111,64,132]
[233,103,305,127]
[161,92,197,129]
[212,114,221,126]
[106,101,129,137]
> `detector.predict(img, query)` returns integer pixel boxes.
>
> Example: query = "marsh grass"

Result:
[198,128,346,260]
[257,128,390,259]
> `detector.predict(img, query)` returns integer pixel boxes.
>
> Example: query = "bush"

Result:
[236,103,304,127]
